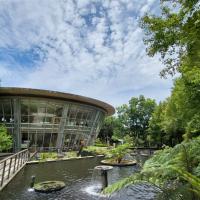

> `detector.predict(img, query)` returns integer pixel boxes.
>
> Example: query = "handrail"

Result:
[0,149,28,164]
[0,149,29,191]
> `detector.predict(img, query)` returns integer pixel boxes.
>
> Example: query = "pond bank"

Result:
[27,154,104,165]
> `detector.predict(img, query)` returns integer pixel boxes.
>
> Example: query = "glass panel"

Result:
[29,116,34,123]
[36,132,44,147]
[29,132,36,147]
[82,112,88,126]
[50,133,57,147]
[55,106,63,117]
[21,132,28,143]
[68,106,77,125]
[3,102,12,123]
[45,117,53,124]
[76,111,82,120]
[37,103,46,124]
[29,103,37,115]
[21,102,28,115]
[4,115,11,123]
[69,106,77,118]
[3,102,11,116]
[54,117,61,124]
[37,116,45,124]
[73,135,81,150]
[21,116,28,123]
[63,134,70,148]
[0,102,3,123]
[38,107,46,115]
[0,103,3,115]
[0,115,4,122]
[47,104,55,114]
[43,133,51,147]
[69,134,76,148]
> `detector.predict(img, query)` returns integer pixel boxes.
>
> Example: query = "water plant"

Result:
[107,143,130,164]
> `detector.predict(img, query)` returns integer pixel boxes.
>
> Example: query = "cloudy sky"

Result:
[0,0,173,107]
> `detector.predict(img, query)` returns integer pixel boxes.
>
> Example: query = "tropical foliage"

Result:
[107,143,130,164]
[103,137,200,199]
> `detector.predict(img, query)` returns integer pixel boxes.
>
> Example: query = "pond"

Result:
[0,157,158,200]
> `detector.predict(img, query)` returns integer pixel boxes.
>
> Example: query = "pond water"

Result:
[0,157,158,200]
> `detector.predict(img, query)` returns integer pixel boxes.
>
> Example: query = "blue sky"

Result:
[0,0,173,107]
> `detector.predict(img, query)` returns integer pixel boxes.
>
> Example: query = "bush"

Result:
[0,125,12,152]
[39,152,58,161]
[108,143,130,163]
[84,146,109,155]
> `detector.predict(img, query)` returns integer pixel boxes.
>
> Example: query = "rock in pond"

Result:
[34,181,66,193]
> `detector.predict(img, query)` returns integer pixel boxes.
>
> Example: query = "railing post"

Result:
[7,158,13,180]
[13,155,17,172]
[23,152,25,164]
[17,154,20,170]
[1,161,6,187]
[26,150,29,161]
[20,152,23,166]
[24,151,27,162]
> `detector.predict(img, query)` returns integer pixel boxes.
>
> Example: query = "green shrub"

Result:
[0,124,12,152]
[39,152,58,161]
[108,143,130,163]
[84,146,109,155]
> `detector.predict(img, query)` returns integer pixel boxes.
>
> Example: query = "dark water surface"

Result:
[0,157,157,200]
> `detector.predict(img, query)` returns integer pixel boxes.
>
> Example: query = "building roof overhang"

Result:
[0,87,115,116]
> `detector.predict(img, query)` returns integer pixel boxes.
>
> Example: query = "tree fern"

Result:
[103,137,200,199]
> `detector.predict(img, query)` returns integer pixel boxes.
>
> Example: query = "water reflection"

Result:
[0,157,157,200]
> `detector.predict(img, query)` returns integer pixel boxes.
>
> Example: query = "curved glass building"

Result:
[0,88,114,152]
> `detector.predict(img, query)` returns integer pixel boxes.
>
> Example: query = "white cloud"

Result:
[0,0,173,107]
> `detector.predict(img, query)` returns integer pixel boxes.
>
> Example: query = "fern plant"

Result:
[103,137,200,199]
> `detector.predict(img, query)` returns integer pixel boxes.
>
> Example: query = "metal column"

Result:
[86,111,100,146]
[13,98,21,152]
[56,104,69,151]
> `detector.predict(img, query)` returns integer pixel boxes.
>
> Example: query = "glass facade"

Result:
[0,97,105,152]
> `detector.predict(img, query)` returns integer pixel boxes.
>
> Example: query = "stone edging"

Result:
[100,159,137,166]
[26,155,104,165]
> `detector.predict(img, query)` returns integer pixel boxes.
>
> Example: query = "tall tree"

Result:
[98,96,156,146]
[98,116,124,143]
[128,95,156,146]
[141,0,200,143]
[140,0,200,77]
[148,101,167,147]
